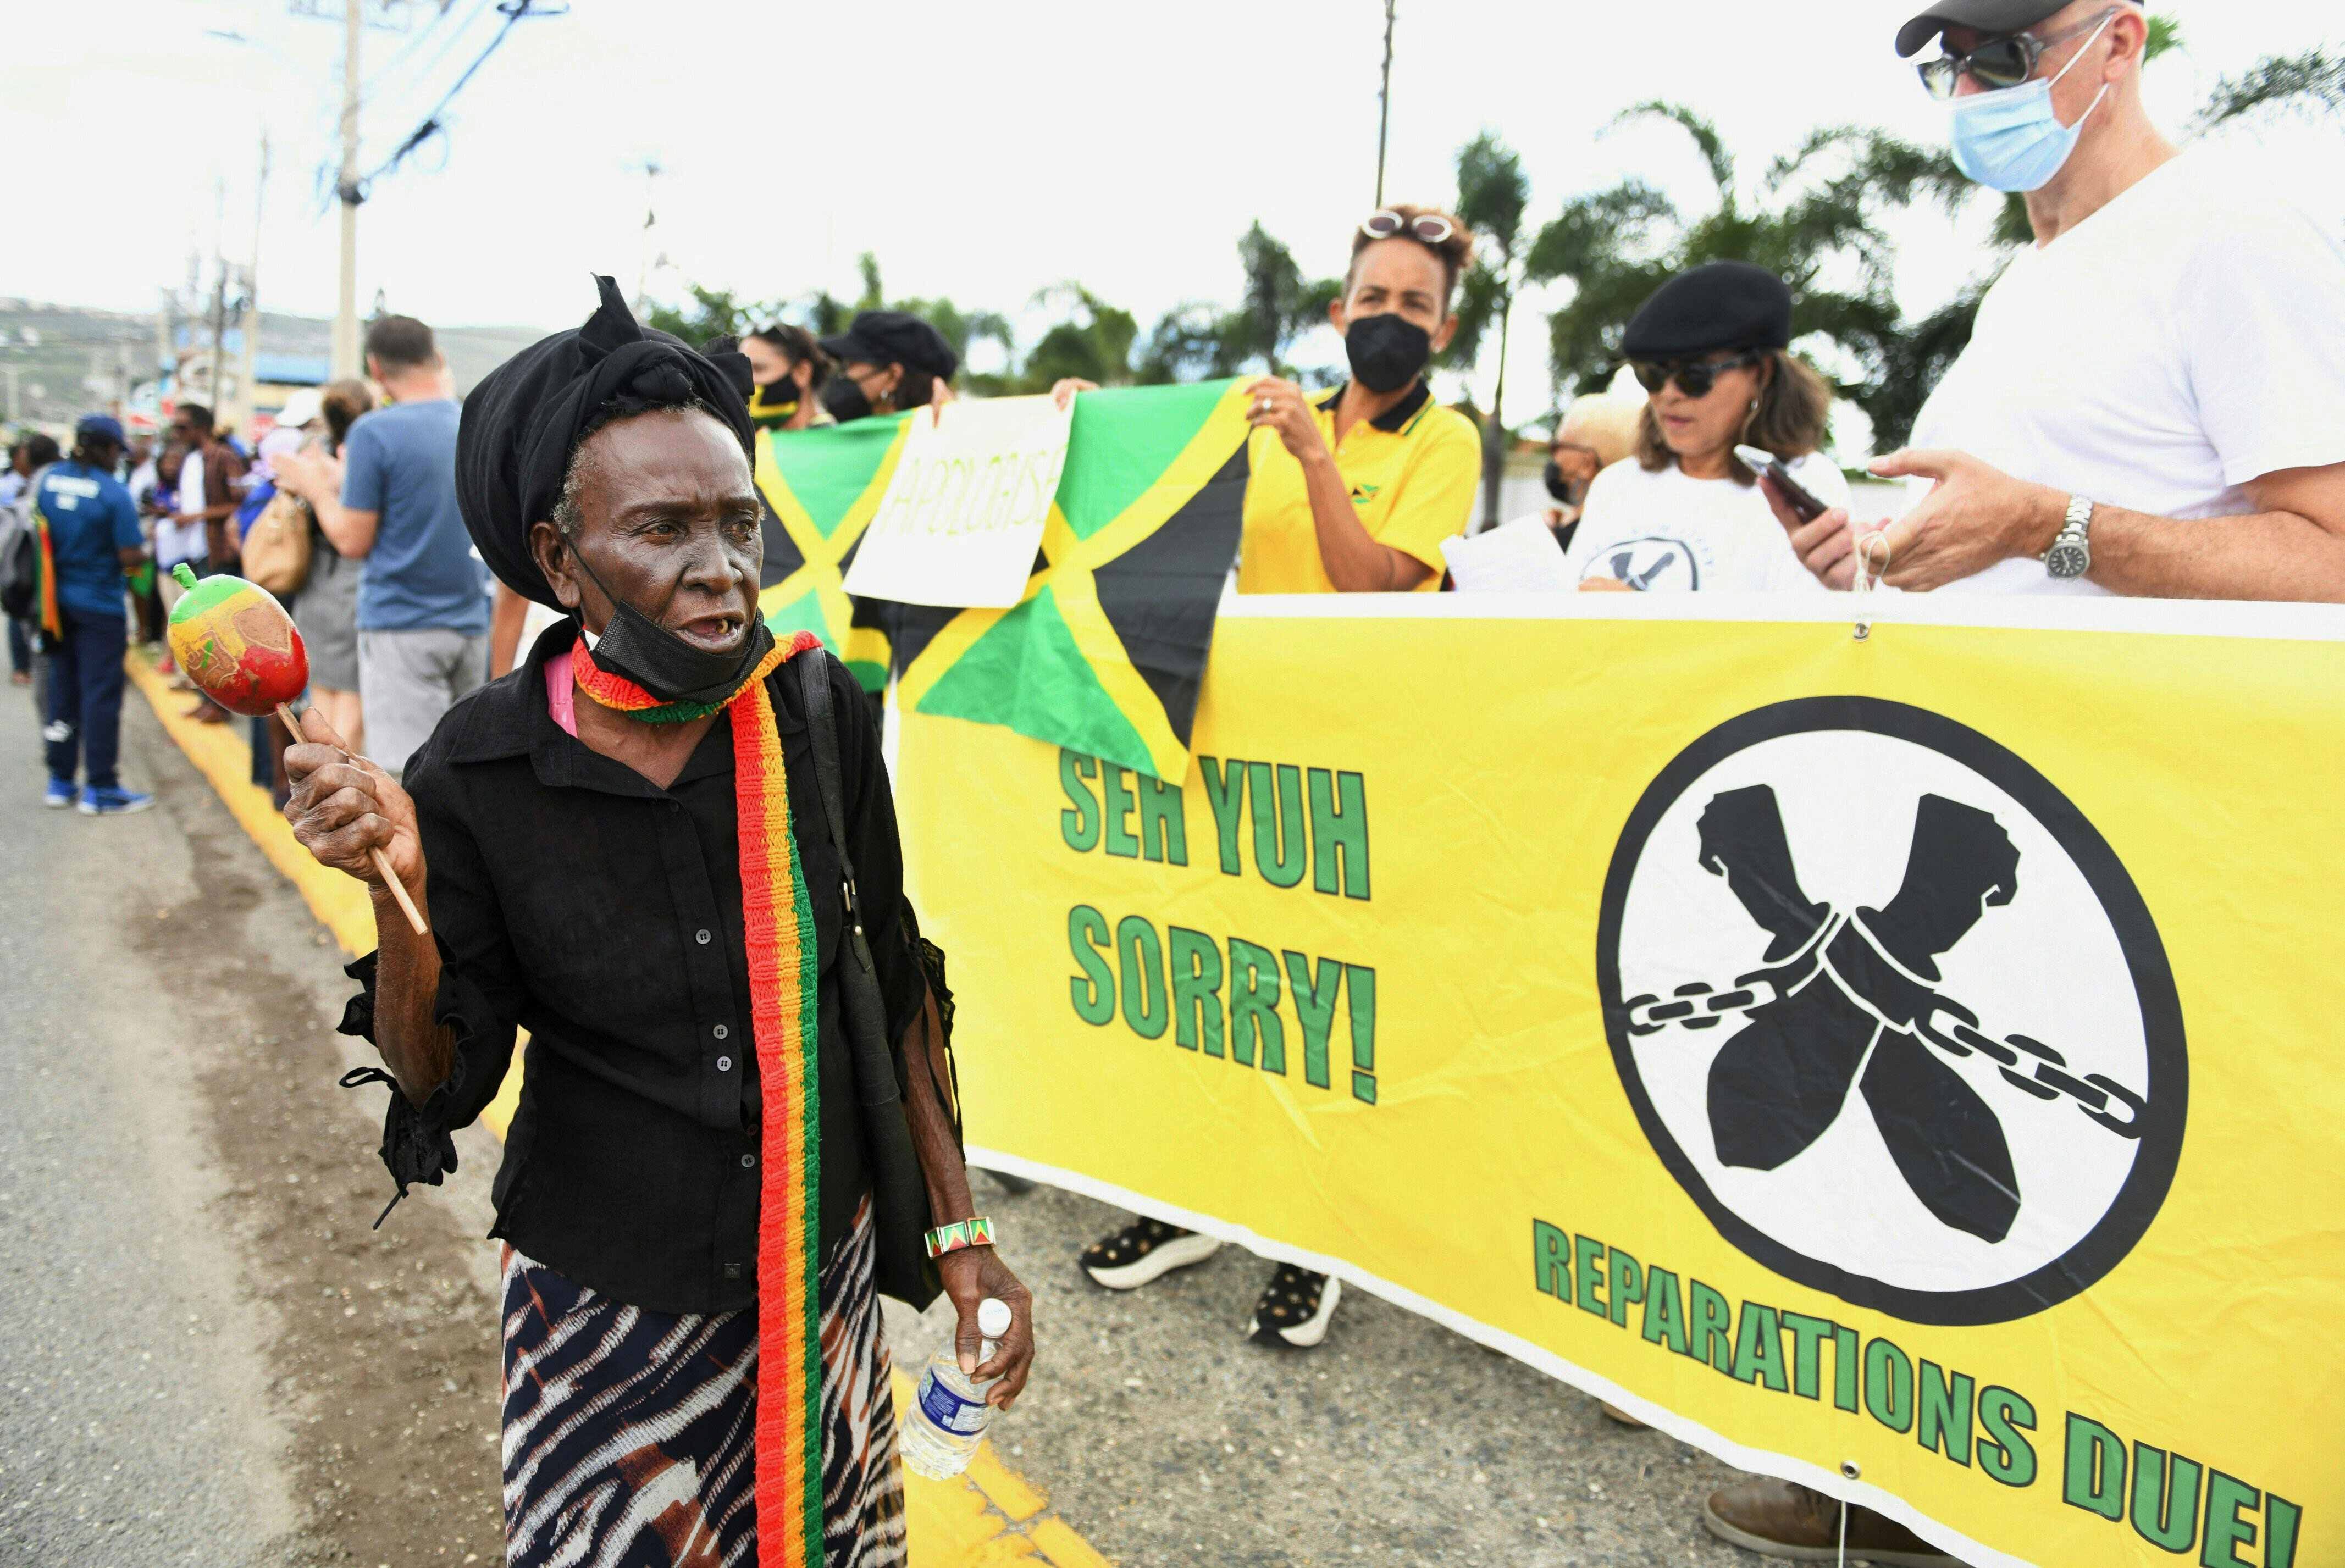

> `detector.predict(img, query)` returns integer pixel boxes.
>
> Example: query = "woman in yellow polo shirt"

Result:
[1236,205,1483,595]
[1077,207,1483,1353]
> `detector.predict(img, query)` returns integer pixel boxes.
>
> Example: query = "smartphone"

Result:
[1735,445,1829,524]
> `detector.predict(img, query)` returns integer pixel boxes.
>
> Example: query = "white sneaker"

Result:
[1248,1265,1341,1348]
[1080,1220,1223,1290]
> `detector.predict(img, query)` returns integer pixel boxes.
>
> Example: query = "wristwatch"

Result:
[2042,495,2095,579]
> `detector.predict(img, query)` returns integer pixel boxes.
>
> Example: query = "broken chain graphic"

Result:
[1623,785,2148,1245]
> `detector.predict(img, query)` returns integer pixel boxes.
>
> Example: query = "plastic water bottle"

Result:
[899,1298,1013,1479]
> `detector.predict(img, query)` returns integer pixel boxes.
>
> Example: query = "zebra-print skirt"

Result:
[498,1195,909,1567]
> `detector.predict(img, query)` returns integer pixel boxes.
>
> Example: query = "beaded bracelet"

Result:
[923,1217,997,1259]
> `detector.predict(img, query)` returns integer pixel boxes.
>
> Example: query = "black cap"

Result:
[818,310,959,380]
[1895,0,2077,58]
[1621,262,1794,362]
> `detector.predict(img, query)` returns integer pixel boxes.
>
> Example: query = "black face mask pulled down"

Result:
[1343,312,1433,395]
[820,375,873,424]
[568,542,775,707]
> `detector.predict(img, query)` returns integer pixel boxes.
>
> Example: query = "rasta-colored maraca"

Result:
[164,563,428,936]
[164,564,309,716]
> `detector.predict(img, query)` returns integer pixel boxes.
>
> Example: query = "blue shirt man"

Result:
[342,397,488,635]
[37,415,152,815]
[36,452,143,619]
[285,315,491,775]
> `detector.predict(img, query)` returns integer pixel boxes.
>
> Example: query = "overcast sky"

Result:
[9,0,2340,409]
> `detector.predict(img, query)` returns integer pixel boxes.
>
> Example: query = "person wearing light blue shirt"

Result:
[278,315,490,775]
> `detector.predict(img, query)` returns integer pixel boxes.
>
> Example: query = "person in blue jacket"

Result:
[35,414,151,814]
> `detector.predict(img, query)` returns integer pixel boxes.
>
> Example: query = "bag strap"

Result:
[795,653,902,1109]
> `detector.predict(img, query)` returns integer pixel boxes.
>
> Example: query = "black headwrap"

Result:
[457,274,757,610]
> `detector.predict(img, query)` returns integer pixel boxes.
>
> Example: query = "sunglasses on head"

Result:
[1359,209,1457,245]
[1630,349,1768,399]
[1916,7,2120,98]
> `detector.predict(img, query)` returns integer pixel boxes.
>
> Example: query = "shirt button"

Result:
[696,929,711,945]
[740,1153,756,1169]
[712,1023,729,1040]
[715,1055,732,1072]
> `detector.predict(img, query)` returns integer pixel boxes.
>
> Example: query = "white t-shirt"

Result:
[156,456,210,568]
[1564,456,1844,593]
[1912,146,2345,595]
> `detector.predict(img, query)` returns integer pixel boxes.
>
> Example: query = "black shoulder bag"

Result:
[796,655,945,1310]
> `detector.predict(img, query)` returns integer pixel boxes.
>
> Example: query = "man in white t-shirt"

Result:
[1776,0,2345,601]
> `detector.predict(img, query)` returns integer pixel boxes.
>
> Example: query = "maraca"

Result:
[166,564,429,935]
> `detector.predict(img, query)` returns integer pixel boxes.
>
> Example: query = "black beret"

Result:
[818,310,960,380]
[1621,262,1795,362]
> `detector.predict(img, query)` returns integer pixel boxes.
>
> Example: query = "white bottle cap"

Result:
[977,1298,1013,1340]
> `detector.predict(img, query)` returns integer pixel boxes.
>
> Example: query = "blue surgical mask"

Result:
[1948,11,2117,194]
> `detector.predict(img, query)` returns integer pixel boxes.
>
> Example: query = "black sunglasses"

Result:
[1916,7,2119,98]
[1630,350,1767,399]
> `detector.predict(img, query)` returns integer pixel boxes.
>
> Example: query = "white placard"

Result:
[840,394,1075,608]
[1439,513,1575,593]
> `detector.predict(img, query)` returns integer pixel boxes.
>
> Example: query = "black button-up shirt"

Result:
[344,627,925,1315]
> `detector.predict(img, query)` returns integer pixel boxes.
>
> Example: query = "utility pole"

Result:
[239,130,270,431]
[331,0,364,379]
[1374,0,1397,207]
[155,287,174,405]
[208,176,230,417]
[1483,298,1512,531]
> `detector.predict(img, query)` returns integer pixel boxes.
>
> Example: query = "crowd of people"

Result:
[14,0,2345,1561]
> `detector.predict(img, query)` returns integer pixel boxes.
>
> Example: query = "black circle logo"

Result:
[1597,697,2186,1326]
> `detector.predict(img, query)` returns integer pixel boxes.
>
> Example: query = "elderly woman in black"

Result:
[283,278,1033,1567]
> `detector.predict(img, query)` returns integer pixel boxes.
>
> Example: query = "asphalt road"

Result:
[0,677,1775,1567]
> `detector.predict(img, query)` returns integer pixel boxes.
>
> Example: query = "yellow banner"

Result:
[896,597,2345,1568]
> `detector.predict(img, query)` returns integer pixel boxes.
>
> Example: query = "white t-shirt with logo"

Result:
[1564,456,1844,594]
[1911,145,2345,596]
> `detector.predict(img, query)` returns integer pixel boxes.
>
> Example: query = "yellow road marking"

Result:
[125,649,1112,1566]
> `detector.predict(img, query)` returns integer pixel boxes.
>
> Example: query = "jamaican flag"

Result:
[760,380,1254,781]
[754,413,913,694]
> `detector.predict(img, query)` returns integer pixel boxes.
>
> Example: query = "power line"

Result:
[351,0,563,198]
[362,0,497,120]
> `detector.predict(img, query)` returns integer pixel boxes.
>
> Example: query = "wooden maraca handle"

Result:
[278,703,429,937]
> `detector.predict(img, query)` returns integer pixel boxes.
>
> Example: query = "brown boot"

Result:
[1703,1478,1962,1565]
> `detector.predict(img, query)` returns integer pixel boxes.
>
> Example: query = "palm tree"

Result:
[1528,20,2345,453]
[1135,222,1339,385]
[1525,102,1971,450]
[1006,284,1141,393]
[1450,132,1531,530]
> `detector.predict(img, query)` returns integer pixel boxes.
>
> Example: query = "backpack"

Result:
[241,488,314,597]
[0,475,46,623]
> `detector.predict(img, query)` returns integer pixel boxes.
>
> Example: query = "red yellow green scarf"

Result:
[573,629,827,1566]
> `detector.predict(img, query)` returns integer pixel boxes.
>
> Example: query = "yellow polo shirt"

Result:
[1236,381,1481,594]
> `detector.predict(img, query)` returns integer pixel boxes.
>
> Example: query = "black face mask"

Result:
[1544,459,1584,506]
[1344,312,1433,395]
[821,375,873,423]
[746,377,801,428]
[567,541,774,706]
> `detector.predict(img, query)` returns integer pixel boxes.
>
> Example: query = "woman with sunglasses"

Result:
[1234,204,1481,595]
[1567,262,1841,594]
